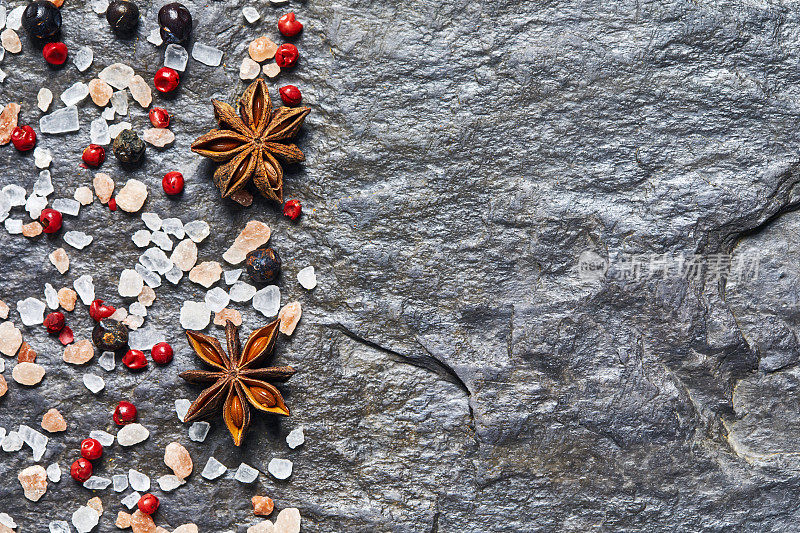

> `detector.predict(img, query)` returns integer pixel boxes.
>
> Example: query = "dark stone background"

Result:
[2,0,800,531]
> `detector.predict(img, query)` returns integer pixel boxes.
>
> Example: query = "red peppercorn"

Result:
[154,67,180,93]
[58,325,74,345]
[279,85,302,106]
[89,299,116,321]
[278,12,303,37]
[39,208,62,233]
[149,107,171,128]
[113,401,138,425]
[283,199,302,220]
[11,125,36,151]
[162,171,184,196]
[43,311,65,334]
[42,42,68,65]
[151,341,174,364]
[122,349,148,370]
[138,493,160,515]
[80,438,103,460]
[108,198,117,211]
[82,144,105,167]
[70,458,93,482]
[275,43,299,68]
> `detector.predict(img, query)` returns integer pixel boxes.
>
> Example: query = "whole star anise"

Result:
[191,79,310,203]
[180,319,295,446]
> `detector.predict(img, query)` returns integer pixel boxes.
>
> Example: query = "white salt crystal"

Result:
[6,6,23,30]
[33,170,53,196]
[98,351,115,371]
[184,220,210,243]
[64,230,93,249]
[157,474,185,492]
[50,521,70,533]
[151,230,173,251]
[164,43,188,71]
[82,476,111,490]
[192,43,223,66]
[17,297,46,326]
[101,106,115,121]
[112,474,128,492]
[40,106,79,134]
[44,283,58,309]
[118,269,144,297]
[229,282,256,302]
[117,423,149,446]
[72,506,100,533]
[46,462,61,482]
[3,184,25,206]
[73,46,93,72]
[147,27,163,46]
[74,275,95,304]
[0,195,8,223]
[89,430,114,446]
[180,301,210,330]
[286,426,305,449]
[205,287,230,313]
[269,0,290,5]
[267,458,293,480]
[188,421,210,442]
[91,0,109,14]
[60,82,90,106]
[162,217,184,239]
[0,68,6,83]
[129,302,146,317]
[0,6,6,30]
[224,269,242,285]
[121,491,141,509]
[141,212,162,231]
[37,88,53,112]
[83,373,105,393]
[128,469,150,492]
[1,431,22,451]
[99,63,134,90]
[140,247,172,274]
[239,57,260,81]
[297,266,317,289]
[0,427,6,445]
[52,198,80,216]
[253,285,281,317]
[34,147,52,168]
[110,90,129,115]
[201,457,226,479]
[25,194,47,218]
[135,263,162,289]
[132,229,151,247]
[19,424,48,460]
[90,117,111,145]
[128,326,165,351]
[166,265,183,284]
[5,218,22,234]
[175,399,191,422]
[242,6,260,23]
[108,121,133,140]
[234,463,259,483]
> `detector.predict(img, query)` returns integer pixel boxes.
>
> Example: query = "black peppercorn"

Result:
[113,129,145,165]
[246,247,282,283]
[92,320,129,351]
[158,2,192,44]
[22,0,62,40]
[106,0,139,37]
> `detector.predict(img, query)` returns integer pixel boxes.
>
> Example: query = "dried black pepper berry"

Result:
[92,320,129,351]
[112,129,145,165]
[158,2,192,44]
[106,0,139,37]
[246,247,282,283]
[22,1,62,40]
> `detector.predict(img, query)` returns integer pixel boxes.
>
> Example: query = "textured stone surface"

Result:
[4,0,800,532]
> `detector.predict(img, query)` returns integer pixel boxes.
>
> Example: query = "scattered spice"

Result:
[154,66,180,93]
[22,0,62,39]
[82,144,106,167]
[151,341,174,364]
[114,400,138,425]
[81,437,103,460]
[162,171,184,195]
[113,130,146,166]
[246,247,282,283]
[274,43,299,68]
[11,125,36,151]
[42,41,68,65]
[149,107,171,128]
[159,2,193,43]
[278,85,302,106]
[70,457,93,482]
[123,349,148,370]
[137,493,159,515]
[278,12,303,37]
[283,199,301,220]
[106,0,139,36]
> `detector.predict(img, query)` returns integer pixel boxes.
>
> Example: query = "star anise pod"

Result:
[180,319,295,446]
[190,79,310,203]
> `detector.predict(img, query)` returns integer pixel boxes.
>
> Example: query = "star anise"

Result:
[180,319,295,446]
[190,79,310,203]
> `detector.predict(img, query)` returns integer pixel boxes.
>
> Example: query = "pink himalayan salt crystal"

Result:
[12,362,46,385]
[49,247,70,274]
[22,221,43,237]
[173,525,199,533]
[249,36,278,62]
[252,495,274,516]
[49,0,64,7]
[274,508,301,533]
[130,509,157,533]
[138,286,156,306]
[18,341,36,362]
[214,308,242,327]
[240,57,260,80]
[0,321,23,356]
[263,61,281,80]
[63,339,94,364]
[116,512,132,528]
[231,189,254,206]
[110,307,128,321]
[155,528,170,533]
[0,375,7,397]
[247,521,275,533]
[87,496,103,515]
[58,288,77,311]
[0,525,11,533]
[74,186,94,205]
[1,29,21,54]
[171,239,197,271]
[0,300,8,319]
[88,78,113,106]
[189,261,223,288]
[0,102,21,145]
[116,179,148,213]
[278,302,301,335]
[41,408,67,432]
[142,127,175,147]
[164,441,193,479]
[123,314,144,330]
[93,173,115,203]
[18,465,47,501]
[222,221,271,264]
[129,75,152,107]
